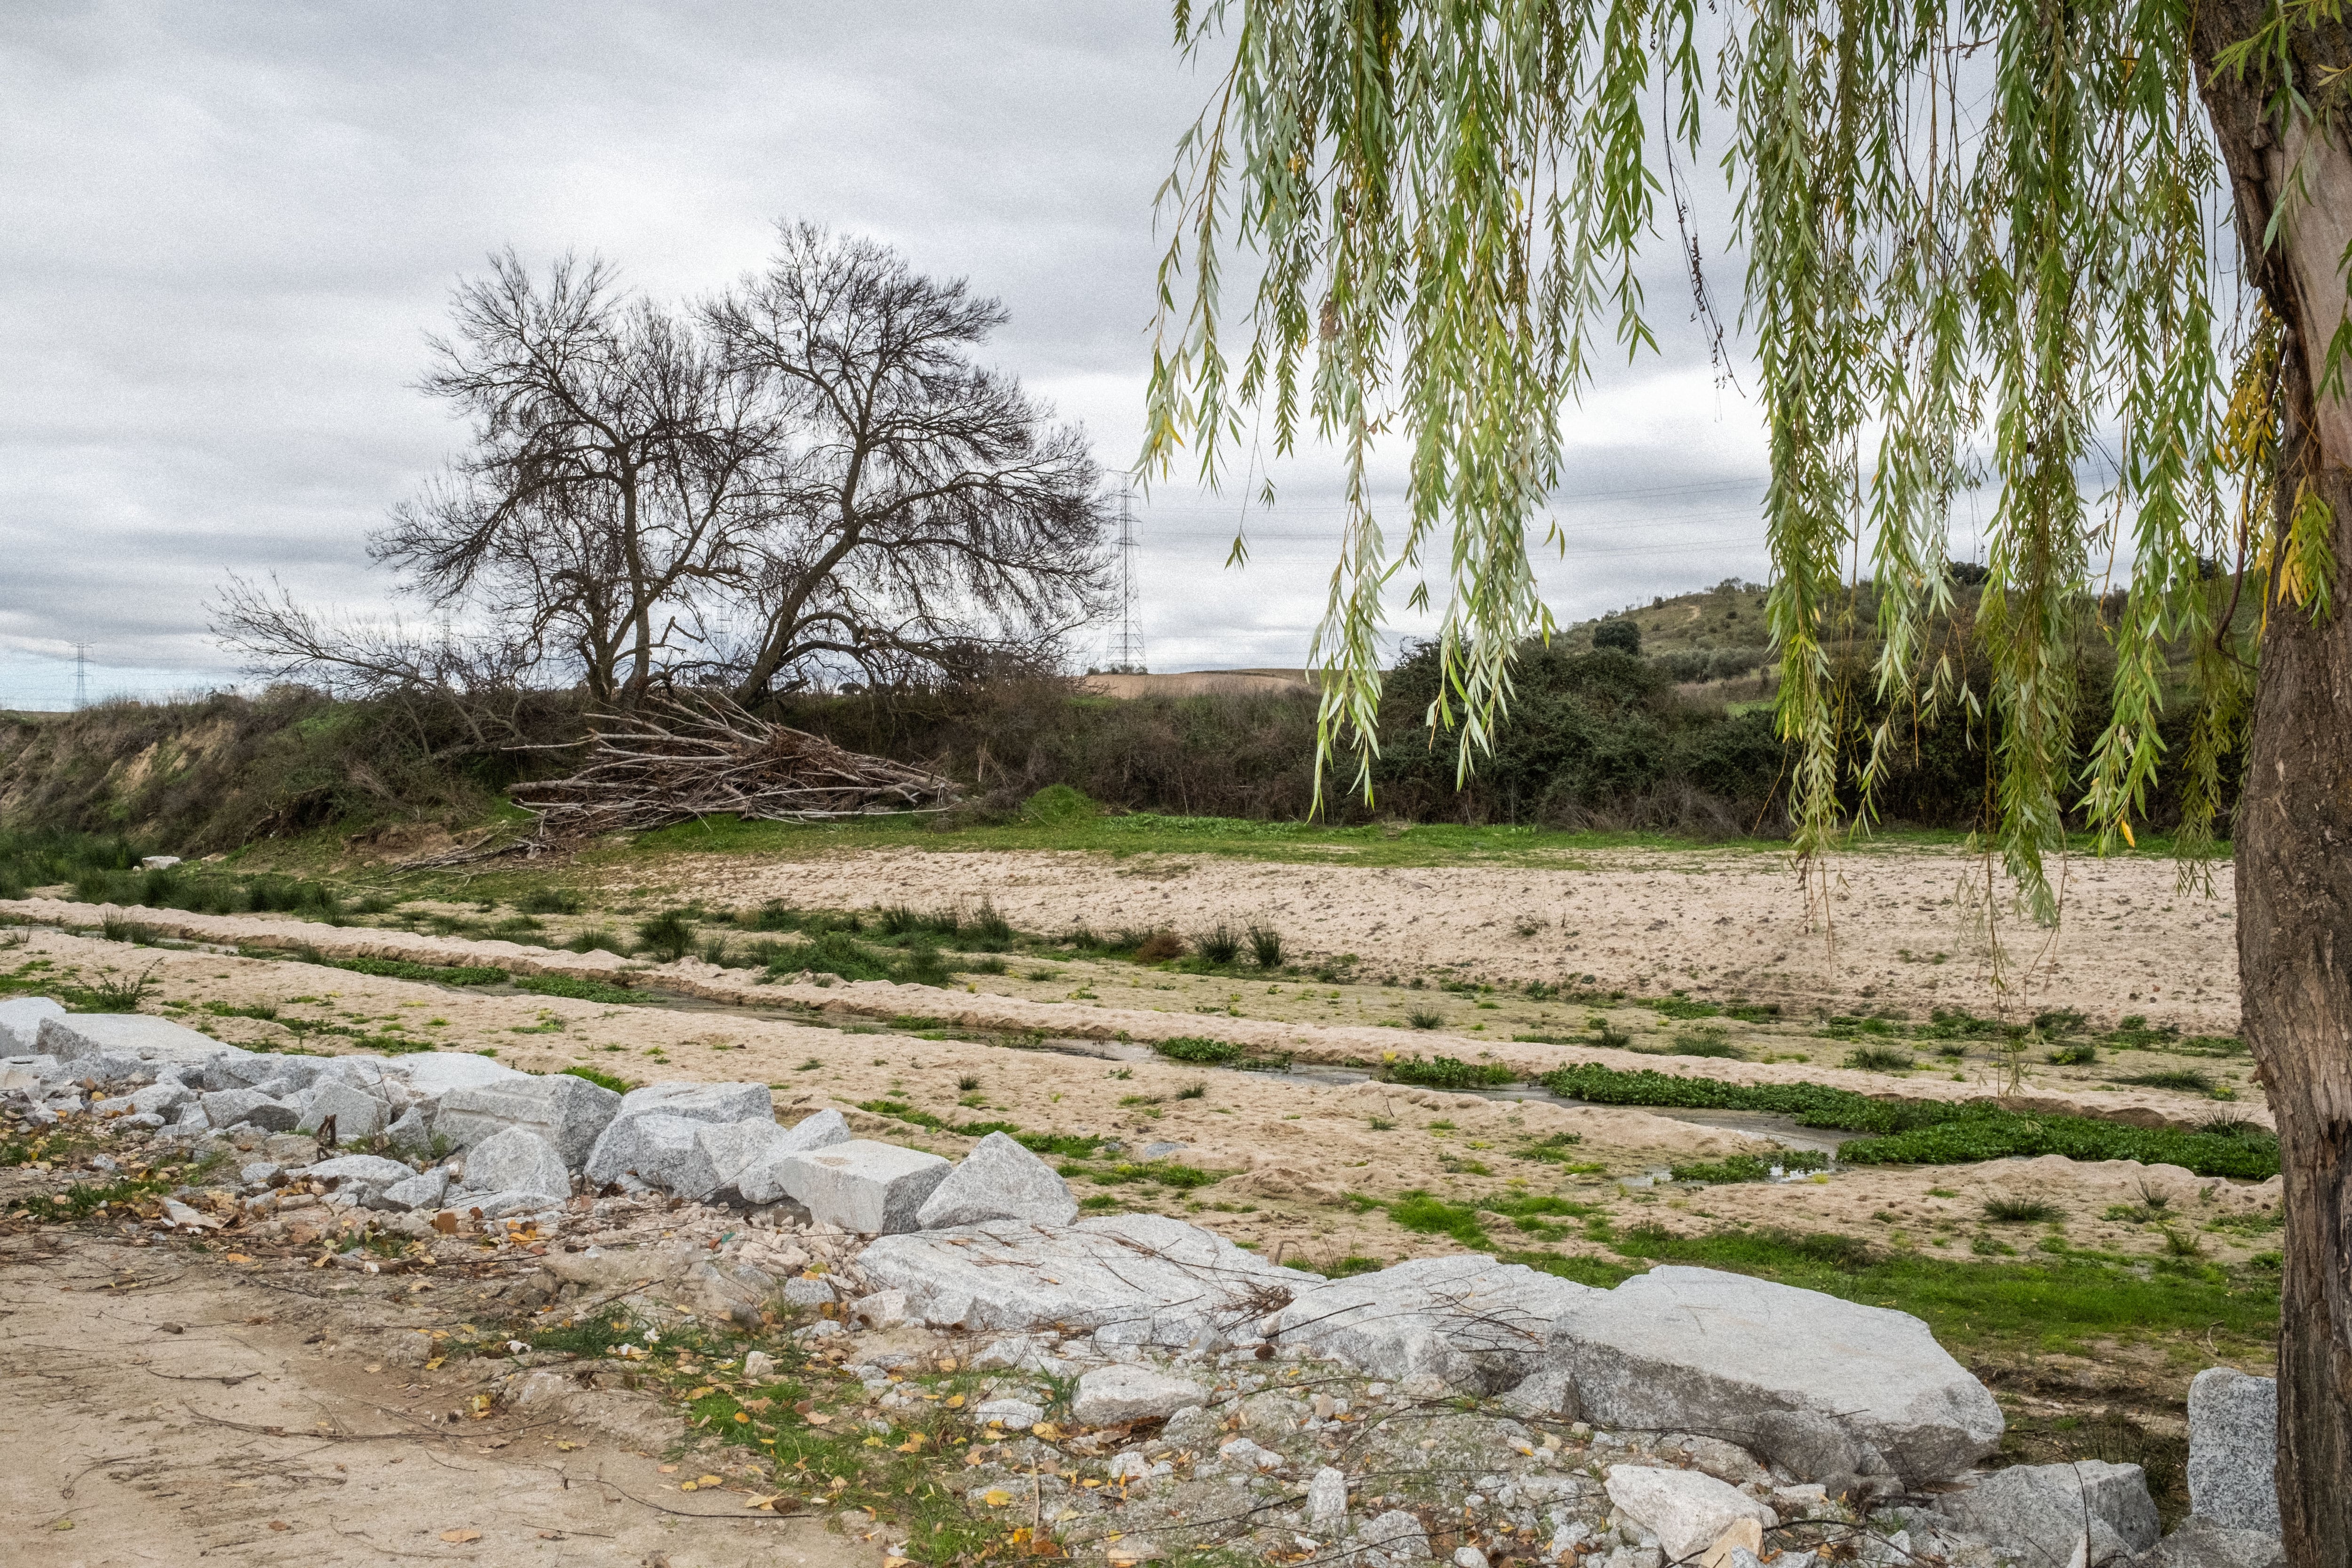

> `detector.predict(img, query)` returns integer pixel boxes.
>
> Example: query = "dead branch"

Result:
[407,692,959,866]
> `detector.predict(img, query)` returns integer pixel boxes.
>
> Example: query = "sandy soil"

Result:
[0,1226,862,1568]
[1,923,2282,1273]
[670,844,2238,1034]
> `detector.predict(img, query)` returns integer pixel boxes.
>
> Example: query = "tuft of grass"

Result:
[517,887,585,915]
[1843,1046,1917,1073]
[562,1064,634,1094]
[2047,1042,2099,1067]
[66,963,162,1012]
[1246,923,1284,968]
[1175,1080,1207,1099]
[635,909,695,963]
[1405,1007,1444,1030]
[2118,1068,2217,1094]
[1984,1196,2064,1223]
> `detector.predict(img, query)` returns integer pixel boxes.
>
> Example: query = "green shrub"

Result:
[1406,1008,1444,1030]
[2047,1042,2099,1066]
[1019,784,1098,825]
[1153,1035,1243,1064]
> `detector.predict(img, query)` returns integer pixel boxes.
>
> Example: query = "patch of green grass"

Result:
[1984,1196,2064,1223]
[1404,1008,1445,1030]
[1383,1054,1515,1090]
[311,955,509,986]
[562,1065,635,1094]
[1149,1035,1288,1070]
[1538,1061,2279,1178]
[516,972,647,1006]
[1843,1045,1917,1072]
[1609,1223,2277,1357]
[1066,1159,1228,1190]
[2117,1069,2217,1094]
[1647,995,1723,1020]
[2047,1042,2099,1067]
[1669,1150,1831,1184]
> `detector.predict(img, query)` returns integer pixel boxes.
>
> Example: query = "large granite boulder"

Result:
[39,1012,236,1067]
[437,1072,621,1166]
[613,1081,773,1126]
[858,1213,1319,1346]
[758,1138,950,1234]
[2187,1369,2278,1536]
[1936,1460,2159,1566]
[915,1131,1077,1229]
[1545,1265,2002,1485]
[1263,1253,1596,1394]
[459,1127,571,1202]
[0,996,67,1052]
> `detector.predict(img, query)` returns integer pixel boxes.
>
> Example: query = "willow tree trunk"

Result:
[2193,9,2352,1564]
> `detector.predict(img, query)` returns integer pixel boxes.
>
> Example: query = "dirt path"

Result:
[0,1227,863,1568]
[671,844,2238,1033]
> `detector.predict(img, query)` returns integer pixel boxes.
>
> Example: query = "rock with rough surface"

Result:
[916,1131,1078,1229]
[303,1153,417,1201]
[378,1169,452,1211]
[1266,1253,1596,1393]
[1359,1510,1432,1560]
[1604,1465,1778,1565]
[2130,1516,2286,1568]
[614,1080,772,1126]
[0,996,67,1052]
[200,1088,289,1131]
[383,1106,435,1151]
[437,1073,620,1166]
[459,1126,571,1199]
[761,1139,950,1234]
[1548,1265,2003,1484]
[2187,1369,2278,1537]
[1072,1363,1204,1427]
[1308,1466,1350,1531]
[694,1118,801,1202]
[39,1012,236,1066]
[858,1213,1318,1345]
[395,1053,529,1098]
[585,1112,720,1195]
[973,1398,1046,1431]
[1935,1460,2159,1566]
[299,1079,390,1140]
[732,1110,857,1202]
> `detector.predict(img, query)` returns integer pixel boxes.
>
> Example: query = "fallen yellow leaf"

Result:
[946,1393,965,1408]
[224,1253,253,1263]
[1030,1422,1063,1440]
[680,1481,699,1492]
[439,1528,483,1543]
[984,1489,1013,1508]
[687,1385,716,1399]
[746,1494,781,1511]
[555,1441,581,1452]
[423,1357,445,1371]
[698,1475,723,1488]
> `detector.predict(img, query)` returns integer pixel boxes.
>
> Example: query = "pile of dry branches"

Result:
[405,695,960,865]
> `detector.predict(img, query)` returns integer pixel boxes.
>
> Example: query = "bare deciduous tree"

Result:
[703,224,1111,700]
[373,251,773,706]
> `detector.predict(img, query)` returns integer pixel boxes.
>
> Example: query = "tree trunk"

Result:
[2194,10,2352,1563]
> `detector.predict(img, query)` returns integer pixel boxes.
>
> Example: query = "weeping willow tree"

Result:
[1145,0,2352,1556]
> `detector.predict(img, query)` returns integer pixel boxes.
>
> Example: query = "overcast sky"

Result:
[0,1,1859,708]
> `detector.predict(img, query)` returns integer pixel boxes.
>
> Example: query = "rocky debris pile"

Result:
[2,996,2285,1568]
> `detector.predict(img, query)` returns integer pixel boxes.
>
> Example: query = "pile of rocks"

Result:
[1,995,2286,1567]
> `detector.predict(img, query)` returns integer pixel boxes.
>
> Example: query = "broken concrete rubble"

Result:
[39,1011,233,1065]
[2187,1368,2278,1538]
